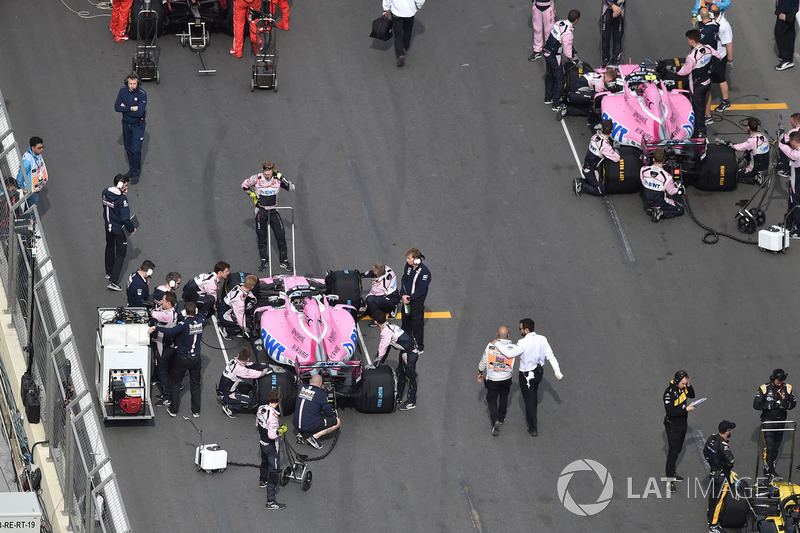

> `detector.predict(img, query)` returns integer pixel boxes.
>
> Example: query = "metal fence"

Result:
[0,89,131,532]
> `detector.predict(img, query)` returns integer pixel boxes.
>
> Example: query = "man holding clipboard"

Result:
[663,370,700,490]
[102,174,137,291]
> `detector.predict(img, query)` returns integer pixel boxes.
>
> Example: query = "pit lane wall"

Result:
[0,90,132,533]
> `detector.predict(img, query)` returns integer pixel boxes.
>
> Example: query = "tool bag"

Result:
[370,15,393,41]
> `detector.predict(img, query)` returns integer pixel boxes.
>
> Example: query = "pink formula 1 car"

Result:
[246,270,397,415]
[583,61,737,194]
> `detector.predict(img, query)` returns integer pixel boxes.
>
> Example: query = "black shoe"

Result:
[279,260,293,272]
[491,421,501,436]
[573,179,582,197]
[106,282,122,291]
[265,501,286,510]
[397,56,405,67]
[715,99,731,112]
[155,398,171,407]
[166,408,177,418]
[305,435,322,449]
[131,174,139,185]
[259,480,268,488]
[651,208,663,223]
[776,61,795,71]
[669,481,676,493]
[673,474,685,481]
[528,52,542,61]
[556,104,567,121]
[528,428,538,437]
[258,259,268,272]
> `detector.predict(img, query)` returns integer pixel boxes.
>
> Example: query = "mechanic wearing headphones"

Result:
[149,301,208,418]
[725,117,771,185]
[257,388,288,510]
[114,73,147,184]
[640,148,684,223]
[400,247,431,354]
[543,9,581,111]
[293,374,341,450]
[557,69,618,123]
[478,326,515,436]
[152,272,182,311]
[218,347,271,418]
[704,420,736,533]
[754,368,796,480]
[151,291,178,407]
[573,119,620,197]
[601,0,625,67]
[126,260,155,307]
[241,161,296,273]
[102,174,136,292]
[776,112,800,178]
[362,263,400,322]
[663,370,695,491]
[182,262,231,319]
[374,311,419,410]
[675,29,721,138]
[217,274,258,340]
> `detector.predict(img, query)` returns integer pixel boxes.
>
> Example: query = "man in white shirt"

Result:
[382,0,425,67]
[708,3,733,114]
[495,318,564,437]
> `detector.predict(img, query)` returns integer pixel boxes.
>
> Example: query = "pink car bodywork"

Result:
[253,275,359,372]
[597,64,695,148]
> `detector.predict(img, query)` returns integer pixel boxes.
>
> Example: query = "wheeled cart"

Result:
[95,308,155,421]
[132,0,161,83]
[249,6,278,92]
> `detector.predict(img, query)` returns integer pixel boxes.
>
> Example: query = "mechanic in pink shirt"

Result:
[181,261,230,318]
[543,10,581,110]
[729,118,770,185]
[573,119,620,197]
[779,131,800,237]
[676,29,721,137]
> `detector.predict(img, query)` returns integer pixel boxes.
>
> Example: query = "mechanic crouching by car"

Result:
[218,347,271,418]
[727,117,771,185]
[217,274,258,340]
[373,311,419,411]
[573,119,620,197]
[557,69,618,123]
[640,148,685,223]
[753,368,796,481]
[293,374,341,450]
[362,263,400,322]
[182,261,230,319]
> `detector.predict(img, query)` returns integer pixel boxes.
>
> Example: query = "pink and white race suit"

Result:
[532,0,555,54]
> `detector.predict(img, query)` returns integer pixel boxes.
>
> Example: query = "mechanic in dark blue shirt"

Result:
[114,73,147,184]
[293,374,340,450]
[400,247,431,354]
[126,260,154,307]
[150,302,208,418]
[102,174,135,292]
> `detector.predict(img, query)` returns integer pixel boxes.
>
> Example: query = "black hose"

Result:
[682,191,758,245]
[224,429,340,469]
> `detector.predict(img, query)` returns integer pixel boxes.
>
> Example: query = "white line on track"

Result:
[211,315,230,365]
[559,119,637,264]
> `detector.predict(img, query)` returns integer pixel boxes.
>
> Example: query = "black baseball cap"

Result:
[719,420,736,433]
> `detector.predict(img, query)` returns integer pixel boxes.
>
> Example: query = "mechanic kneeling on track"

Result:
[573,119,620,198]
[217,347,272,418]
[217,274,258,340]
[726,117,770,185]
[557,68,618,123]
[362,263,400,322]
[640,148,685,223]
[293,374,341,450]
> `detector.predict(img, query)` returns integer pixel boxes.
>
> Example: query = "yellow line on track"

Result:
[727,103,788,110]
[360,311,452,320]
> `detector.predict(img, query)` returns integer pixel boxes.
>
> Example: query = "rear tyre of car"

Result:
[355,366,396,414]
[696,143,738,192]
[602,146,643,194]
[257,371,298,415]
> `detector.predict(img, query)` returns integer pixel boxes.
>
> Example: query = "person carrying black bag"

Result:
[382,0,425,67]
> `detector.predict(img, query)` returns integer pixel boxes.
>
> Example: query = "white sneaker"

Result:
[222,405,236,419]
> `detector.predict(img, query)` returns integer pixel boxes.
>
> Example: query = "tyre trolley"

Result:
[132,0,161,83]
[249,4,278,92]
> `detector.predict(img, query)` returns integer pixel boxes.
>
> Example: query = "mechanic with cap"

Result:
[478,326,515,437]
[362,263,400,322]
[675,29,721,138]
[217,274,258,340]
[754,368,796,480]
[723,118,771,185]
[293,374,341,450]
[640,148,684,223]
[494,318,563,437]
[257,388,287,510]
[557,69,618,123]
[663,370,695,491]
[126,260,155,307]
[182,261,231,319]
[600,0,625,67]
[102,174,136,292]
[218,347,271,418]
[776,112,800,178]
[528,0,554,61]
[149,302,208,418]
[241,161,295,273]
[152,272,181,311]
[114,73,147,184]
[778,131,800,238]
[543,9,581,111]
[374,311,419,411]
[573,119,620,197]
[400,247,431,354]
[704,420,736,533]
[150,291,178,406]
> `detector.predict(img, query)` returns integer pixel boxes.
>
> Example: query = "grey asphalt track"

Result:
[2,0,800,531]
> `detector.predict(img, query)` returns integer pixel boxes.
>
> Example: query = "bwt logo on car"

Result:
[601,112,629,142]
[262,330,287,359]
[342,329,358,358]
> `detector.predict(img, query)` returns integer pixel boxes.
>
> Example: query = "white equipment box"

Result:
[195,444,228,472]
[758,225,790,253]
[0,492,42,533]
[95,308,155,420]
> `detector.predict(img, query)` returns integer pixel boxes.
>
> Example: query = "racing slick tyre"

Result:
[656,58,690,91]
[602,146,643,194]
[129,0,165,38]
[718,487,750,528]
[562,61,593,100]
[697,143,738,192]
[757,521,779,533]
[325,270,363,321]
[257,371,297,415]
[224,271,250,297]
[355,366,396,414]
